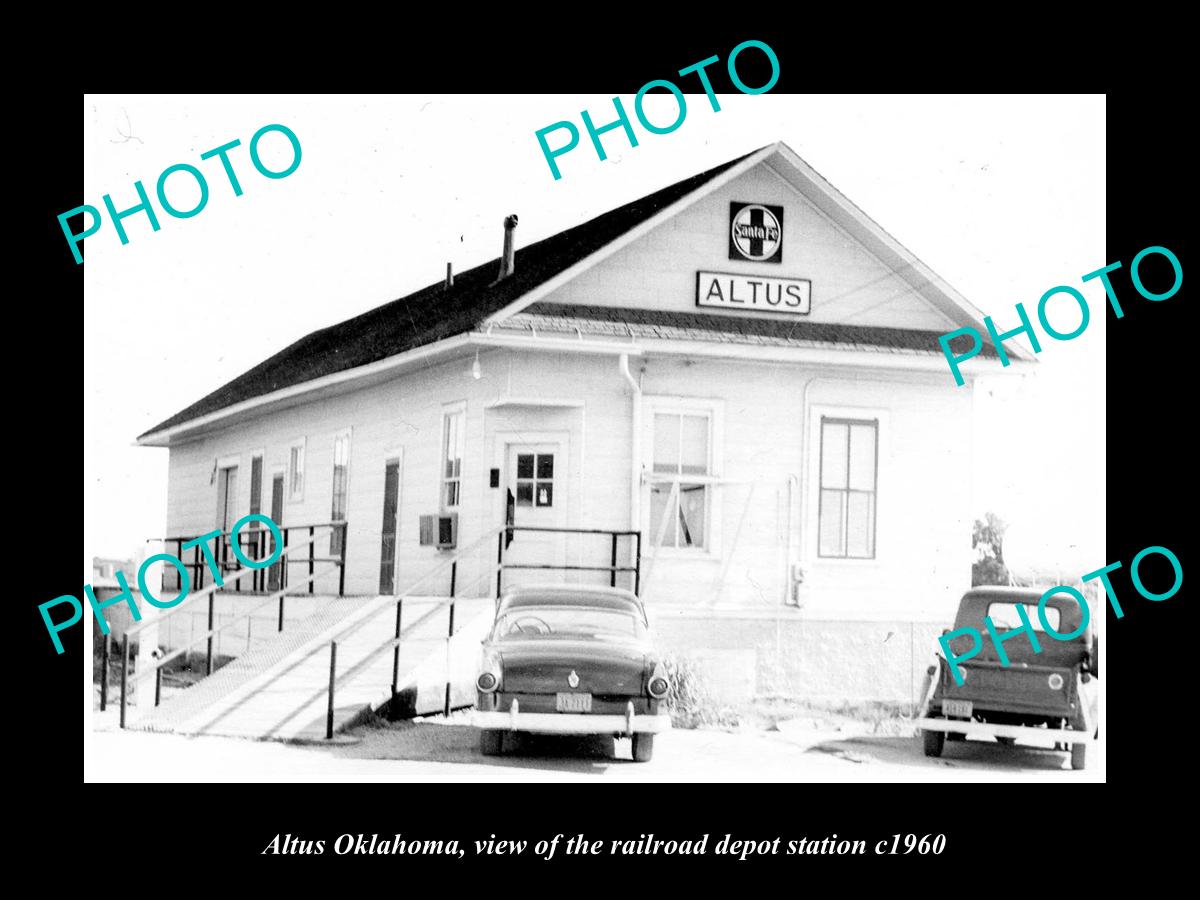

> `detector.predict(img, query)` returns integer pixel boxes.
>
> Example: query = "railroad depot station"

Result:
[117,141,1020,740]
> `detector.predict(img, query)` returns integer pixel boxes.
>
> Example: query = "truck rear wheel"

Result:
[632,733,655,762]
[480,729,504,756]
[922,729,944,757]
[1071,741,1087,770]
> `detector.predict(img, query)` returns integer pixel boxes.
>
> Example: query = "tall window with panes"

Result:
[818,417,878,558]
[330,432,350,557]
[649,411,711,550]
[441,407,464,509]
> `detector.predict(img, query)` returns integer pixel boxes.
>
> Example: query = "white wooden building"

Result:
[137,142,1018,706]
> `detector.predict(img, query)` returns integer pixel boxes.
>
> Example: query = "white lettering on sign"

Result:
[696,271,811,315]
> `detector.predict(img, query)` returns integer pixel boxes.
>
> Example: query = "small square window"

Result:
[517,454,534,479]
[536,483,553,507]
[536,454,554,479]
[516,483,533,506]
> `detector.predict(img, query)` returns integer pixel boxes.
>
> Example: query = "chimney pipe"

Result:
[445,262,453,290]
[498,214,519,279]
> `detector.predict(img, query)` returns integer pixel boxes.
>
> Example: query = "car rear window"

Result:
[986,602,1060,632]
[494,606,646,642]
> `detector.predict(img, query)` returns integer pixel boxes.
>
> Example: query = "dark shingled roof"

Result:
[516,303,999,357]
[140,149,762,438]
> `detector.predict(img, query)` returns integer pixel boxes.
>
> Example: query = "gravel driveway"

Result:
[87,710,1105,782]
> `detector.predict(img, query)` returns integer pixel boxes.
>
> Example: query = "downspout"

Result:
[795,375,833,607]
[619,353,641,535]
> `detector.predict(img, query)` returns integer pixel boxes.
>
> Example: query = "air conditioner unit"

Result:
[419,512,458,549]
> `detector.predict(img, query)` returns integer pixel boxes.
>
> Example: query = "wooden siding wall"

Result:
[165,349,972,622]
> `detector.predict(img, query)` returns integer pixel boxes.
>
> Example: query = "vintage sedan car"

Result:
[471,584,672,761]
[917,586,1099,770]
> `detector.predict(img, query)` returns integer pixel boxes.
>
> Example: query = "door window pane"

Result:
[515,452,553,508]
[517,454,534,478]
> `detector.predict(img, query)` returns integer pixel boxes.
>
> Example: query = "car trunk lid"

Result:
[499,640,646,694]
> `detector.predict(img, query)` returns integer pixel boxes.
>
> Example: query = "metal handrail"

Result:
[322,523,643,738]
[126,523,342,640]
[155,521,347,595]
[112,522,347,728]
[323,525,509,738]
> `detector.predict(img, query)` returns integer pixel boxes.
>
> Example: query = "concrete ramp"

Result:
[130,595,493,741]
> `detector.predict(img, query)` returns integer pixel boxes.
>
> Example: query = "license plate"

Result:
[556,692,592,712]
[943,699,973,718]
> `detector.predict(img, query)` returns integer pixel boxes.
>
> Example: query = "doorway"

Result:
[503,440,566,587]
[379,455,402,594]
[268,472,285,591]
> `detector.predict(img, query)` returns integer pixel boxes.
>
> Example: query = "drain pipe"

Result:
[619,353,642,535]
[795,375,834,606]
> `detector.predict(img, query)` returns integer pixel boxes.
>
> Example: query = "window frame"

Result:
[287,438,306,502]
[641,396,724,558]
[440,401,467,511]
[807,405,887,565]
[816,416,879,560]
[248,449,265,519]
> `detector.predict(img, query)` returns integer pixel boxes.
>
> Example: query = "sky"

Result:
[82,93,1105,577]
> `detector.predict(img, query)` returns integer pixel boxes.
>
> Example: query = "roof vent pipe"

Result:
[498,214,519,279]
[445,262,454,290]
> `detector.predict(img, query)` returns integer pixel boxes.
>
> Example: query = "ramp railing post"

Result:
[444,561,457,717]
[119,634,129,729]
[496,531,504,600]
[308,526,315,595]
[155,666,163,707]
[634,531,642,596]
[610,532,618,587]
[338,524,347,597]
[100,633,110,711]
[391,598,403,699]
[326,641,338,740]
[206,592,215,676]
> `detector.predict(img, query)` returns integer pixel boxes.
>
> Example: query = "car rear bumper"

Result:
[917,717,1092,744]
[473,699,672,736]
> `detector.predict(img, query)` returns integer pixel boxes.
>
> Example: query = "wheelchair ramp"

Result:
[129,595,493,741]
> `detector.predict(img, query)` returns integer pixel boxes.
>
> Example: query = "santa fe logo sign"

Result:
[729,202,783,263]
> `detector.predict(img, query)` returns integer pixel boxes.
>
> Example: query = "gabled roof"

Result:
[139,149,759,440]
[140,141,1009,443]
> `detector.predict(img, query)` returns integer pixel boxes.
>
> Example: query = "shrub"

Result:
[661,654,741,730]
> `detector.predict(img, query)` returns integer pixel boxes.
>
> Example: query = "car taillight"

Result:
[476,649,501,693]
[647,661,670,698]
[1048,673,1064,690]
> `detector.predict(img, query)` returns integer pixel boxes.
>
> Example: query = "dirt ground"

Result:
[86,708,1105,782]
